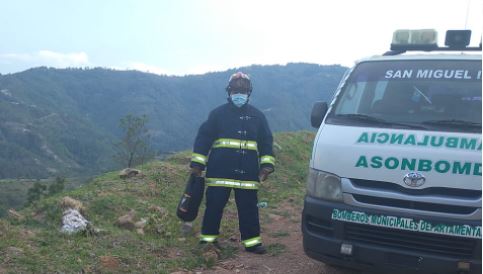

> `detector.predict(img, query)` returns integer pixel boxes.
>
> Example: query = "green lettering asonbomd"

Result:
[355,156,368,167]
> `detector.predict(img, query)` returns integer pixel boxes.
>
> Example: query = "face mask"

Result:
[230,93,248,107]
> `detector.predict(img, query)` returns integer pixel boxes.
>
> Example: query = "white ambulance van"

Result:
[303,29,481,274]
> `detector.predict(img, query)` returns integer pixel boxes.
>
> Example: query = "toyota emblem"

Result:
[403,172,426,187]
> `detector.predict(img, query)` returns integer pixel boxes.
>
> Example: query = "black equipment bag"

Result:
[176,174,205,222]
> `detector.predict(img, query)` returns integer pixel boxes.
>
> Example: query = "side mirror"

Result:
[310,102,328,128]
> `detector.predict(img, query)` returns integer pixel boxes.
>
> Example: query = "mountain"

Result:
[0,63,346,179]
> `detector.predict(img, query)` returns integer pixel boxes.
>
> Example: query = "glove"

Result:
[258,167,273,182]
[191,166,202,177]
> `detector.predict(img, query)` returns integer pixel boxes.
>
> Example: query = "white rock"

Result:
[60,208,90,234]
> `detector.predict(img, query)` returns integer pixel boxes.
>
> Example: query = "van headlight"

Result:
[306,168,343,202]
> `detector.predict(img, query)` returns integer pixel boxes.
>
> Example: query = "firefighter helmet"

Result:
[226,72,252,95]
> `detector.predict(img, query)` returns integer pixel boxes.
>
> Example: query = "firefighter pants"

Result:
[200,186,261,246]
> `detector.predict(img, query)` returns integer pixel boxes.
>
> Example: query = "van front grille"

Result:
[351,178,481,199]
[347,178,481,216]
[353,194,477,214]
[345,222,479,259]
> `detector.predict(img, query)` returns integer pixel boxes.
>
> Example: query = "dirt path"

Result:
[193,202,359,274]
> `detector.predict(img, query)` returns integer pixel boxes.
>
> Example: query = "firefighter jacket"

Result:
[190,102,275,190]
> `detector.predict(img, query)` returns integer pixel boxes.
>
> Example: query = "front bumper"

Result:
[302,195,482,274]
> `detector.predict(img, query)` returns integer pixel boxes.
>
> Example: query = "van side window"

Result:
[371,81,388,108]
[335,82,366,114]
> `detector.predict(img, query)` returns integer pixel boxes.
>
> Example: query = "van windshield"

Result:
[326,60,482,133]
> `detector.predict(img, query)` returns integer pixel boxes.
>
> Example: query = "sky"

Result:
[0,0,481,75]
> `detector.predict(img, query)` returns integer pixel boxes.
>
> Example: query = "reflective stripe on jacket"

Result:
[190,102,274,189]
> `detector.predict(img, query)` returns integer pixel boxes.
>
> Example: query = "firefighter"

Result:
[190,72,275,254]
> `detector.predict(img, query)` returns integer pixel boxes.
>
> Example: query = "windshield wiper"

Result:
[335,114,388,123]
[421,119,482,128]
[334,114,427,129]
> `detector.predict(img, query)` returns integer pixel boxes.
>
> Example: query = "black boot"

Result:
[245,244,266,254]
[199,240,223,250]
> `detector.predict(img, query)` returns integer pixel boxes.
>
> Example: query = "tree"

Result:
[25,176,66,206]
[48,176,65,195]
[27,180,47,205]
[114,114,154,168]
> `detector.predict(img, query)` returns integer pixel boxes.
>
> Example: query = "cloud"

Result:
[127,62,168,75]
[183,63,231,75]
[37,50,89,66]
[0,50,90,68]
[0,53,32,62]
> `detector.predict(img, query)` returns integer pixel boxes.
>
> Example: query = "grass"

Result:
[0,176,91,218]
[0,131,315,273]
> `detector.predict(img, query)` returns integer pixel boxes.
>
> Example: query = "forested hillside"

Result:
[0,63,346,178]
